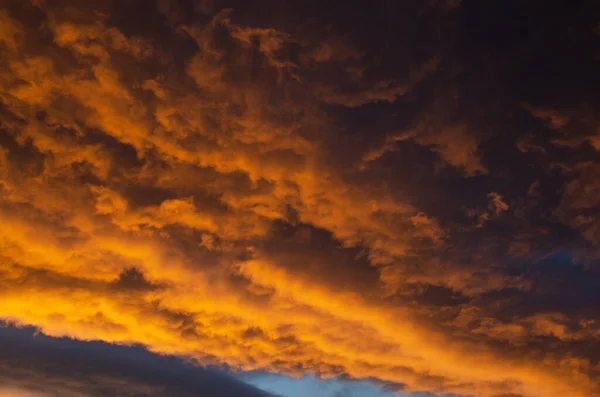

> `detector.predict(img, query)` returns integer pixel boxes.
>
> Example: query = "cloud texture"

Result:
[0,0,599,396]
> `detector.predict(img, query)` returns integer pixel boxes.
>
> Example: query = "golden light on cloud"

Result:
[1,1,600,397]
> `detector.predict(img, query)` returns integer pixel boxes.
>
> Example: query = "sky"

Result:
[0,0,599,396]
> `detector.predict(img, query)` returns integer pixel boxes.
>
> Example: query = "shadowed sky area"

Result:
[0,322,410,397]
[0,322,275,397]
[0,0,599,396]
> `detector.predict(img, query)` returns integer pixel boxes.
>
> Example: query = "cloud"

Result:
[0,1,599,397]
[0,323,275,397]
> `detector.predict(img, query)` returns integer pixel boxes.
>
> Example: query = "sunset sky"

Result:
[0,1,599,396]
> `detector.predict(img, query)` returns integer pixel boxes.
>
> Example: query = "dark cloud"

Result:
[112,267,158,291]
[0,323,275,397]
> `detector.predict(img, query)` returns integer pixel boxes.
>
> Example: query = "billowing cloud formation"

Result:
[0,1,599,397]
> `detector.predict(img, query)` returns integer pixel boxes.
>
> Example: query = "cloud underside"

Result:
[1,1,600,397]
[0,323,274,397]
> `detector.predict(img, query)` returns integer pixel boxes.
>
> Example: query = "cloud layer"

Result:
[0,323,275,397]
[0,1,599,396]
